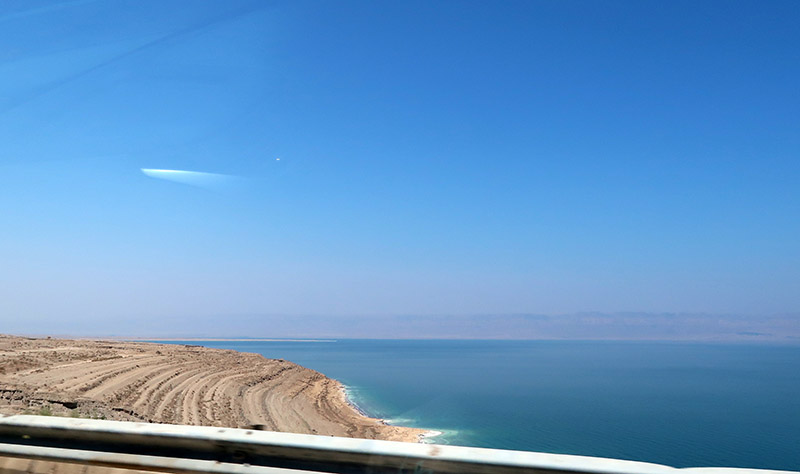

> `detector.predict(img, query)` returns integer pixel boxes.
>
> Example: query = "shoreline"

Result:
[131,338,338,343]
[337,383,442,444]
[0,334,425,443]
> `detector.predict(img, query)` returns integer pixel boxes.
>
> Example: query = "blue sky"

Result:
[0,0,798,336]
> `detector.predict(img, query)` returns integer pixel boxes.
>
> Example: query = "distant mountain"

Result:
[28,312,800,342]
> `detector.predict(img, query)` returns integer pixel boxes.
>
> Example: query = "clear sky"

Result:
[1,0,798,337]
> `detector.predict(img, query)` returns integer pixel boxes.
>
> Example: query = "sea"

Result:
[156,339,800,471]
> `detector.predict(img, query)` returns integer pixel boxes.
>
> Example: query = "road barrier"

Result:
[0,415,793,474]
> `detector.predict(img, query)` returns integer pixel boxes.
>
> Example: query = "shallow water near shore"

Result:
[156,339,800,471]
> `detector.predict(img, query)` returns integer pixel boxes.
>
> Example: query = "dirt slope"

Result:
[0,335,425,473]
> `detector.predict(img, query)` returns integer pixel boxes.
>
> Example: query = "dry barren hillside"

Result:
[0,335,423,440]
[0,334,424,473]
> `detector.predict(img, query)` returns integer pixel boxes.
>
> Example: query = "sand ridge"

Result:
[0,335,425,442]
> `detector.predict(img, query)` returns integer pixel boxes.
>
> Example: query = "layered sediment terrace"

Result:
[0,335,424,442]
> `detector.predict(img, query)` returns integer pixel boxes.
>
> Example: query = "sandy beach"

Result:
[0,335,425,442]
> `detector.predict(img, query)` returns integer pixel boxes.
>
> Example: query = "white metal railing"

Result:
[0,415,794,474]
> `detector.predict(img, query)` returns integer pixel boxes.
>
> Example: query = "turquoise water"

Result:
[158,340,800,470]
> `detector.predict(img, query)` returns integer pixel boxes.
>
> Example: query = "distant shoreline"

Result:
[131,338,337,343]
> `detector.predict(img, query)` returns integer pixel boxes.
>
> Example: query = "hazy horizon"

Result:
[1,1,799,337]
[6,312,799,343]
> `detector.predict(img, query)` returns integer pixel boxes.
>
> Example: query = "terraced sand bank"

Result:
[0,335,424,441]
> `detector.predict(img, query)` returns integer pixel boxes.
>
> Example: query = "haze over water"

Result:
[160,339,800,471]
[3,2,799,470]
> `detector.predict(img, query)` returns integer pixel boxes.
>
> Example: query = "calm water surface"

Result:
[158,340,800,471]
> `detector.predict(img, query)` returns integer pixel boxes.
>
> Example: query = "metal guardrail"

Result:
[0,415,794,474]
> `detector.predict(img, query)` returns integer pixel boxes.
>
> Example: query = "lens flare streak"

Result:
[140,168,237,189]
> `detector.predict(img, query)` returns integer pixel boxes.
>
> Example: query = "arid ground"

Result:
[0,335,425,473]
